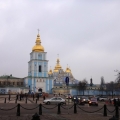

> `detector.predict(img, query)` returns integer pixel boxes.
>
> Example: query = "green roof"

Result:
[0,75,22,79]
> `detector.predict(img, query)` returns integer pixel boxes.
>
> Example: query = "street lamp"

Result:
[65,76,69,114]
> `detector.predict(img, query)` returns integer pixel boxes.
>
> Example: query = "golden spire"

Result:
[54,55,62,72]
[48,66,53,75]
[65,65,71,73]
[32,31,44,52]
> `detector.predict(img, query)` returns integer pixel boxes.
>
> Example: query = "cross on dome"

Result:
[37,29,40,34]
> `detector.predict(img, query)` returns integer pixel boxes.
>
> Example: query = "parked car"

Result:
[43,97,66,105]
[81,96,90,103]
[99,96,108,101]
[72,95,81,101]
[94,96,100,101]
[72,95,85,105]
[65,94,72,99]
[110,98,119,101]
[89,98,98,106]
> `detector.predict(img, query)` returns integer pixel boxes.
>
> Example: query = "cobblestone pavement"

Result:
[0,114,65,120]
[0,95,117,120]
[0,113,113,120]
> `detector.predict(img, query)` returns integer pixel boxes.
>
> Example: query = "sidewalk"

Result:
[0,113,113,120]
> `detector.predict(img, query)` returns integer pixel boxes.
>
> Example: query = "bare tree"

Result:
[78,79,88,95]
[114,71,120,95]
[100,76,105,96]
[106,81,115,98]
[114,70,120,83]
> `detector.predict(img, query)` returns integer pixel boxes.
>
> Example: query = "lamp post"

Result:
[65,76,69,114]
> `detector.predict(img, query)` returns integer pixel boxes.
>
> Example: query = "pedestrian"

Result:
[16,94,18,100]
[118,98,120,106]
[43,96,45,100]
[109,98,111,104]
[59,93,60,96]
[37,94,39,100]
[114,98,116,106]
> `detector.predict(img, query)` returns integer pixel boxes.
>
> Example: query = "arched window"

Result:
[38,54,42,60]
[39,65,42,72]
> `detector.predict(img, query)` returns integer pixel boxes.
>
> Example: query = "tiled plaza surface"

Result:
[0,95,118,120]
[0,113,114,120]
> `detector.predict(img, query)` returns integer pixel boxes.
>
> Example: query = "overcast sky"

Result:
[0,0,120,84]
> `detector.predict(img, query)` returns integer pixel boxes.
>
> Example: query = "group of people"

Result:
[15,93,46,101]
[16,94,26,100]
[54,93,61,97]
[108,98,120,106]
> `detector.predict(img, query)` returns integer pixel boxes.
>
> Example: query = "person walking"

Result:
[37,94,39,100]
[114,98,116,106]
[43,95,45,100]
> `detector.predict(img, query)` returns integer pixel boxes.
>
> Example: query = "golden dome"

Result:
[65,67,72,73]
[53,69,58,72]
[54,58,62,72]
[48,69,53,75]
[32,34,44,52]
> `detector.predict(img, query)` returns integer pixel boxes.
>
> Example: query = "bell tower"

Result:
[27,33,48,93]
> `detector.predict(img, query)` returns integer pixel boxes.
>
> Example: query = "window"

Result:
[7,82,10,85]
[31,55,32,59]
[51,98,57,100]
[57,98,62,100]
[38,54,42,60]
[3,82,5,85]
[39,65,41,72]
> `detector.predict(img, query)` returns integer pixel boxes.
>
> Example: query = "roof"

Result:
[0,75,22,79]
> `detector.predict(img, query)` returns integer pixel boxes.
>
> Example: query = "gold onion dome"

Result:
[32,34,44,52]
[65,67,71,73]
[54,58,62,72]
[48,69,53,75]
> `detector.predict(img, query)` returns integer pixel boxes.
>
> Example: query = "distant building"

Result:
[0,75,28,94]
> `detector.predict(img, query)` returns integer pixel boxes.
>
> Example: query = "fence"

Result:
[0,95,30,104]
[0,95,119,119]
[0,103,119,119]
